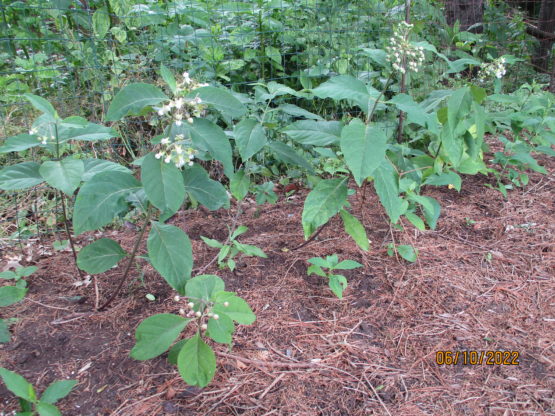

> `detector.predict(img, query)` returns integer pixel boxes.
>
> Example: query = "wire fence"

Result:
[0,0,553,244]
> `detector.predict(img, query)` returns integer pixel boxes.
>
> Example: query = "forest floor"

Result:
[0,153,554,416]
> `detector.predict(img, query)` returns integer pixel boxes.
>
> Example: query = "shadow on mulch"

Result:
[1,155,554,416]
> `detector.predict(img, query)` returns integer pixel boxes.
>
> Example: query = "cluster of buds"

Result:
[174,295,229,331]
[477,57,507,81]
[385,21,425,75]
[154,134,198,168]
[156,72,208,126]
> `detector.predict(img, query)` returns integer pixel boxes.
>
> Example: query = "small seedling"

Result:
[0,266,37,343]
[201,226,267,271]
[0,367,76,415]
[307,254,362,298]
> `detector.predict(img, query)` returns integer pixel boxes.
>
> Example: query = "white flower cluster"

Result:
[174,295,229,331]
[478,57,507,81]
[385,21,425,75]
[156,72,208,126]
[155,134,198,168]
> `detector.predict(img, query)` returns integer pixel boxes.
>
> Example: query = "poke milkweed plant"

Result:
[69,68,257,387]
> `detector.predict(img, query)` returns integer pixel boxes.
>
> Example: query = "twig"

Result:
[98,210,151,311]
[290,221,330,251]
[60,192,85,280]
[363,373,393,416]
[258,373,286,400]
[26,298,71,311]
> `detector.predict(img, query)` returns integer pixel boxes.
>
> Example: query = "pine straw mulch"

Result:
[0,156,554,416]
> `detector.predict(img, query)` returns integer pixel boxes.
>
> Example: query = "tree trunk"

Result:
[445,0,484,32]
[533,0,555,71]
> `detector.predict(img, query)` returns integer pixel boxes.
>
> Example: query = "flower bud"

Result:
[195,311,202,317]
[201,324,207,330]
[223,301,229,307]
[179,308,185,315]
[188,302,194,309]
[213,314,219,320]
[174,295,180,302]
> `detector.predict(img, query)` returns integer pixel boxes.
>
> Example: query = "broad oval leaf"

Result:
[212,293,256,325]
[39,159,84,195]
[189,119,233,178]
[312,75,371,113]
[185,274,225,304]
[397,245,418,262]
[340,119,387,186]
[268,142,314,173]
[81,159,131,182]
[160,64,177,94]
[373,161,407,224]
[183,164,229,211]
[147,222,193,294]
[283,120,342,146]
[207,313,235,344]
[36,402,62,416]
[77,238,126,274]
[0,286,27,307]
[142,152,185,215]
[59,123,118,142]
[302,177,348,239]
[106,83,168,121]
[92,8,110,39]
[0,367,36,402]
[41,380,77,405]
[177,334,217,387]
[230,169,250,201]
[0,134,43,153]
[131,314,190,360]
[234,118,267,160]
[0,162,43,190]
[73,171,141,235]
[188,86,246,119]
[24,93,58,121]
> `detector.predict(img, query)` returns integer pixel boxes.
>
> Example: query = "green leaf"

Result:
[167,339,187,365]
[409,195,441,230]
[147,222,193,294]
[81,159,131,182]
[0,286,27,307]
[230,170,250,200]
[212,293,256,325]
[423,172,462,191]
[177,334,216,387]
[278,104,323,121]
[77,238,126,274]
[301,177,348,238]
[328,274,348,299]
[59,123,118,142]
[0,134,43,153]
[397,245,418,262]
[235,243,267,258]
[131,314,190,360]
[201,236,224,249]
[0,368,36,402]
[268,142,314,173]
[0,162,44,190]
[339,210,369,251]
[373,161,406,223]
[39,159,84,195]
[265,45,282,65]
[389,94,434,128]
[92,8,110,39]
[142,152,185,215]
[36,402,62,416]
[207,313,234,344]
[160,64,177,94]
[312,75,373,113]
[189,119,233,178]
[307,264,326,277]
[334,260,363,270]
[404,212,426,231]
[283,120,342,146]
[188,86,246,119]
[73,171,141,235]
[0,271,17,279]
[41,380,77,404]
[183,164,229,211]
[340,119,387,186]
[0,319,10,343]
[16,266,38,278]
[234,119,267,160]
[185,275,225,305]
[106,83,168,121]
[24,94,58,121]
[307,257,330,268]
